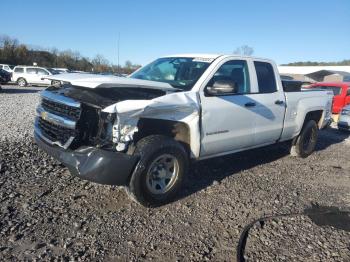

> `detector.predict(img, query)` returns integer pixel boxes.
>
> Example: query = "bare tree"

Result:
[233,45,254,56]
[125,60,132,69]
[0,35,141,73]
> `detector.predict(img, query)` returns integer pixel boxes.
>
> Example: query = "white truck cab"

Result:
[34,54,333,206]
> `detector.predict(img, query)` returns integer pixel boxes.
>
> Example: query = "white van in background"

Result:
[12,66,55,87]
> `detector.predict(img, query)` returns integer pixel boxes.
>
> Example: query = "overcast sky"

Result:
[3,0,350,65]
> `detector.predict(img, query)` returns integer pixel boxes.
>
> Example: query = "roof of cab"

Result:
[161,53,273,62]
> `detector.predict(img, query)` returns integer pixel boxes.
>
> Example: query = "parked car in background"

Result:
[52,68,70,74]
[12,66,58,87]
[0,64,14,73]
[307,82,350,114]
[47,68,60,75]
[0,69,12,83]
[338,105,350,131]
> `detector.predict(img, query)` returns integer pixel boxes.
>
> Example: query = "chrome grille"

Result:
[42,98,81,121]
[38,118,77,145]
[35,90,81,149]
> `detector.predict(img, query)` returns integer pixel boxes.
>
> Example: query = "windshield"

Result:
[130,57,212,90]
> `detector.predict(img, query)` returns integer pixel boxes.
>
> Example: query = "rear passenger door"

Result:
[26,67,39,84]
[250,61,286,145]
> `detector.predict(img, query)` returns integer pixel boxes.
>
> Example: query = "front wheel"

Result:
[290,120,318,158]
[128,135,189,207]
[17,78,27,87]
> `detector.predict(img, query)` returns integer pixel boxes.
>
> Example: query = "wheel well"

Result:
[303,110,323,128]
[133,118,191,152]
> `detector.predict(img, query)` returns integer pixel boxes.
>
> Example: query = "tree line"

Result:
[281,60,350,66]
[0,35,141,74]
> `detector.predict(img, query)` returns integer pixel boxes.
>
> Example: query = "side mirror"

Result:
[206,80,237,96]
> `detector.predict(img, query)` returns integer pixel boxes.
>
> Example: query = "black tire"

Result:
[128,135,189,207]
[17,78,27,87]
[51,80,61,87]
[290,120,318,158]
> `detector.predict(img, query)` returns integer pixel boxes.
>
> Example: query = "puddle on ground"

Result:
[304,204,350,232]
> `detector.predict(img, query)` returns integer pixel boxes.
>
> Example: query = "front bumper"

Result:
[34,132,139,185]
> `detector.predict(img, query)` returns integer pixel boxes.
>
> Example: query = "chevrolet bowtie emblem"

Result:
[41,111,48,120]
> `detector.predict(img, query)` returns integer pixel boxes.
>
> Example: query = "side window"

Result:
[27,68,37,74]
[254,61,277,93]
[37,68,49,75]
[14,67,24,73]
[210,60,251,94]
[347,88,350,96]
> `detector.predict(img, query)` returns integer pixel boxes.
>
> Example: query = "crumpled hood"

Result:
[43,73,178,92]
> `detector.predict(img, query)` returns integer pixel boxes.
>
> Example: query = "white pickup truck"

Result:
[34,54,333,206]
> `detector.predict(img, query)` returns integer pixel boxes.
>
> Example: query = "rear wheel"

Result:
[17,78,27,87]
[290,120,318,158]
[51,80,61,87]
[128,135,189,207]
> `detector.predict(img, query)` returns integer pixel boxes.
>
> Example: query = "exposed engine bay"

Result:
[38,85,168,150]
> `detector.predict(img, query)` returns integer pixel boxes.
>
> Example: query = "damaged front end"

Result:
[34,81,201,186]
[34,84,166,185]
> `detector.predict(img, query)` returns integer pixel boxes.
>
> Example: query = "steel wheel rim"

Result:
[18,79,25,86]
[146,154,179,194]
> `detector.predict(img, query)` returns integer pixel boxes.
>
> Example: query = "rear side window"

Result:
[27,68,37,74]
[37,68,49,75]
[14,67,24,73]
[254,61,277,93]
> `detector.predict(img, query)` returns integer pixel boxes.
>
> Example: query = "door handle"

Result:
[275,100,284,105]
[244,102,256,107]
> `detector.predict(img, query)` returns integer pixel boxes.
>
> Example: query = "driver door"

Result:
[200,59,257,157]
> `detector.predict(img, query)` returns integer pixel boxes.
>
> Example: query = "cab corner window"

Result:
[254,61,277,93]
[209,60,251,94]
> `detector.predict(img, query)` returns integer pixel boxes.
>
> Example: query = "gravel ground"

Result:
[0,85,349,261]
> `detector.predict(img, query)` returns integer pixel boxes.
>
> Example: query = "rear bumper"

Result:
[34,132,139,185]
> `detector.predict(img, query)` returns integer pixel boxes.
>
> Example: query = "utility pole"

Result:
[117,32,120,74]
